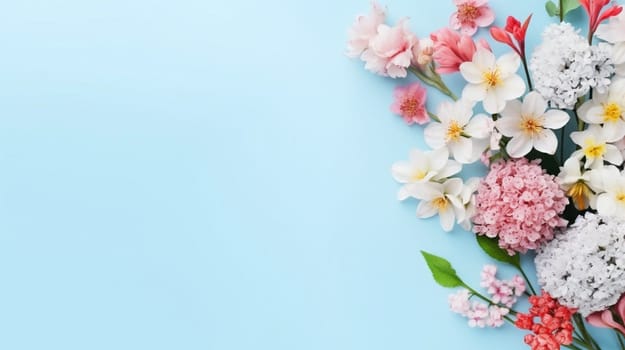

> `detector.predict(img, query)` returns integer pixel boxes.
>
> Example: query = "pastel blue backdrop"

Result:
[0,1,613,349]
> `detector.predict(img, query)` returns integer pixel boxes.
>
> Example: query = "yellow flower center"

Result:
[432,197,449,210]
[567,181,591,210]
[458,4,479,23]
[483,69,501,88]
[603,103,622,123]
[400,98,422,118]
[411,170,427,182]
[617,192,625,204]
[583,140,606,159]
[520,116,543,136]
[446,121,464,142]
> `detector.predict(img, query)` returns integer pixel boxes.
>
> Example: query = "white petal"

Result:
[499,99,522,120]
[532,129,558,155]
[583,105,607,124]
[506,135,533,158]
[498,75,526,100]
[391,161,414,183]
[614,43,625,64]
[460,62,484,84]
[410,182,444,201]
[597,194,617,217]
[602,119,625,142]
[496,115,521,137]
[542,110,570,130]
[464,114,491,139]
[437,160,462,179]
[604,144,624,165]
[496,52,521,77]
[444,178,464,196]
[473,48,496,71]
[462,83,487,102]
[424,123,446,149]
[439,206,456,232]
[449,137,474,163]
[570,131,586,147]
[416,201,438,219]
[408,149,427,164]
[483,90,505,114]
[522,91,547,117]
[428,148,449,171]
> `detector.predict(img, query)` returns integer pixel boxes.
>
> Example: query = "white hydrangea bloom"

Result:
[535,213,625,316]
[530,23,614,109]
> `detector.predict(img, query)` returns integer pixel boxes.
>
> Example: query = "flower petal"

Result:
[462,83,487,102]
[416,200,438,219]
[506,134,533,158]
[532,129,558,155]
[424,123,447,149]
[542,110,570,130]
[465,114,491,139]
[522,91,548,117]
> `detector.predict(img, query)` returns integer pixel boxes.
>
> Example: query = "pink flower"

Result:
[346,2,386,58]
[390,83,428,125]
[362,19,419,78]
[587,293,625,335]
[580,0,623,38]
[430,27,491,74]
[472,159,568,255]
[450,0,495,36]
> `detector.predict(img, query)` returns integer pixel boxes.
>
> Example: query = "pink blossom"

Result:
[448,289,472,315]
[430,27,491,74]
[479,265,526,308]
[390,83,428,125]
[587,293,625,335]
[450,0,495,36]
[472,159,569,255]
[362,19,419,78]
[346,2,386,58]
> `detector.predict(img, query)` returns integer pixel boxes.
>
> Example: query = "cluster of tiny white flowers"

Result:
[535,213,625,316]
[530,23,614,109]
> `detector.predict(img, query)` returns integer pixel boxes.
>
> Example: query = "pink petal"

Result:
[475,7,495,27]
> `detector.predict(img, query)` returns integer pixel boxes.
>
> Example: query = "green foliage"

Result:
[421,251,464,288]
[546,0,581,19]
[476,235,520,268]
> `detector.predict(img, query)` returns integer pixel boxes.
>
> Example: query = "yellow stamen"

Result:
[458,4,479,23]
[603,103,622,123]
[483,69,501,88]
[411,170,427,182]
[617,192,625,204]
[432,197,449,210]
[446,121,464,142]
[567,181,592,210]
[520,116,543,136]
[400,98,421,118]
[583,140,606,159]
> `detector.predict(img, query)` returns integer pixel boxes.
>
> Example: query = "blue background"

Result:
[0,1,613,349]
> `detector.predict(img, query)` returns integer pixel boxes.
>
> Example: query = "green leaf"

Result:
[421,251,464,288]
[545,0,560,17]
[476,235,520,267]
[561,0,581,17]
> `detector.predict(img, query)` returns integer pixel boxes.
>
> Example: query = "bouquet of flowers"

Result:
[347,1,625,349]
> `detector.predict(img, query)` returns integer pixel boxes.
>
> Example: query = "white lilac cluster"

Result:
[535,213,625,316]
[448,265,525,328]
[530,22,614,109]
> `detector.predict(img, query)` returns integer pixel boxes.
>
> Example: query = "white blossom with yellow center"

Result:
[407,178,466,232]
[496,92,570,158]
[557,158,603,211]
[578,78,625,142]
[391,148,461,201]
[459,48,526,114]
[424,99,490,164]
[596,167,625,219]
[571,125,624,169]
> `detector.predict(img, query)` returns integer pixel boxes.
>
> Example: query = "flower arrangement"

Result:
[347,0,625,349]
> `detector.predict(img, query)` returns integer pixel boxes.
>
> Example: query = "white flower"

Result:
[458,177,480,231]
[497,92,569,158]
[596,12,625,76]
[530,23,614,109]
[596,169,625,219]
[578,78,625,141]
[391,148,461,200]
[408,178,465,232]
[424,100,491,164]
[460,48,526,114]
[535,213,625,316]
[571,125,623,169]
[557,157,601,210]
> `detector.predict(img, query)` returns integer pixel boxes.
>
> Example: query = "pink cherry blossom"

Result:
[390,83,428,125]
[450,0,495,36]
[362,19,419,78]
[346,2,386,58]
[430,27,491,74]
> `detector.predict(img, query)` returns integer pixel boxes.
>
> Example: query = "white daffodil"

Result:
[571,125,624,169]
[460,48,526,114]
[578,78,625,142]
[391,148,461,200]
[424,99,491,164]
[407,178,465,232]
[557,157,602,210]
[596,170,625,219]
[497,91,569,158]
[596,12,625,76]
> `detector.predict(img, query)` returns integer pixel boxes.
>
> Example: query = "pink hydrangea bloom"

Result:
[472,159,568,255]
[362,19,419,78]
[479,265,525,307]
[450,0,495,36]
[390,83,428,125]
[430,27,491,74]
[346,2,386,58]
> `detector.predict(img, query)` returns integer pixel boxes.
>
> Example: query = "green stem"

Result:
[559,0,564,22]
[559,127,566,166]
[521,55,533,91]
[408,66,458,101]
[515,264,537,295]
[427,110,440,123]
[617,331,625,350]
[465,286,519,315]
[574,314,601,350]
